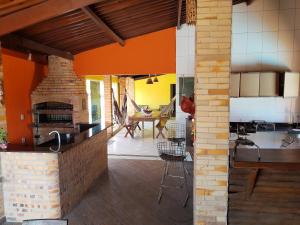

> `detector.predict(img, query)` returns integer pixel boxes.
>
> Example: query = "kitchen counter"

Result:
[0,123,110,222]
[1,123,112,153]
[230,131,300,149]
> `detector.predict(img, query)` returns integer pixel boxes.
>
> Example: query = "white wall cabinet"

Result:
[284,72,300,98]
[240,72,260,97]
[230,73,240,97]
[259,72,279,97]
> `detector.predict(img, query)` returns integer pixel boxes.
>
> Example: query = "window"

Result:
[86,80,105,125]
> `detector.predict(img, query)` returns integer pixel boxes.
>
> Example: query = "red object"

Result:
[180,96,195,117]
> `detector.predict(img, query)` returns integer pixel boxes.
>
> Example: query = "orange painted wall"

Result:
[74,28,176,75]
[2,49,46,145]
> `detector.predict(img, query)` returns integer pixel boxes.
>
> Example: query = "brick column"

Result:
[0,43,7,131]
[119,77,126,109]
[194,1,232,225]
[125,77,135,116]
[103,75,112,137]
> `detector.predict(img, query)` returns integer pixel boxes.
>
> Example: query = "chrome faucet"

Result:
[49,130,61,152]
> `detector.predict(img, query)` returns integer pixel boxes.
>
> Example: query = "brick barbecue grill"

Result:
[31,56,88,143]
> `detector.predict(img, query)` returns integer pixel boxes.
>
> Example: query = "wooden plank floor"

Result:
[65,159,193,225]
[4,159,193,225]
[229,168,300,225]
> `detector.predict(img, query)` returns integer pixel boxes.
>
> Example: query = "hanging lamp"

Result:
[146,74,153,84]
[153,74,159,82]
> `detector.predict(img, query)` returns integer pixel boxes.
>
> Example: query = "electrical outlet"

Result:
[20,114,25,121]
[21,137,26,144]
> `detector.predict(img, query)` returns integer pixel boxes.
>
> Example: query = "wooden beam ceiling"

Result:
[81,6,125,46]
[0,34,74,60]
[0,0,104,37]
[177,0,183,29]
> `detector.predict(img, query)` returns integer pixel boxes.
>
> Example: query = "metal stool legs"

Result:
[157,160,189,207]
[182,161,189,207]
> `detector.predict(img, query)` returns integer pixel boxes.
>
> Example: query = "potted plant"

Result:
[0,128,7,149]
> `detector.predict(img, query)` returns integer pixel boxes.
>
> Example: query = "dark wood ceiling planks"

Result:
[0,0,248,61]
[0,0,186,56]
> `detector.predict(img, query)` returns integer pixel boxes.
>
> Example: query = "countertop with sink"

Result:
[0,122,112,153]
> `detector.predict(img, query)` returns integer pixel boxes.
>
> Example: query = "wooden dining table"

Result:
[129,110,167,139]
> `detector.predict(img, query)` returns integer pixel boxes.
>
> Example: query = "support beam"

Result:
[81,6,125,46]
[0,0,104,36]
[0,34,73,60]
[177,0,183,29]
[232,0,249,5]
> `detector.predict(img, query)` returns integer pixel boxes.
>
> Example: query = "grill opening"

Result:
[34,102,73,125]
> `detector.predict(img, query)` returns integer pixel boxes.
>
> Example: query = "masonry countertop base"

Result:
[0,127,108,223]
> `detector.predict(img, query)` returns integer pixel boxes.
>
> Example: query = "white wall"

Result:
[175,2,300,123]
[232,0,300,72]
[176,24,195,123]
[230,97,300,122]
[231,0,300,123]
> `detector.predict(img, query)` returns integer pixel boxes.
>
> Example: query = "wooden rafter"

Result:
[177,0,183,29]
[0,0,46,17]
[0,0,104,36]
[232,0,250,5]
[81,6,125,46]
[0,34,74,60]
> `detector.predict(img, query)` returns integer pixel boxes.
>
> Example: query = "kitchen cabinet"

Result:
[240,72,260,97]
[284,72,300,97]
[259,72,279,97]
[230,73,240,97]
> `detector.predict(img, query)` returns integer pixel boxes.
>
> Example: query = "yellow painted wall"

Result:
[134,74,176,109]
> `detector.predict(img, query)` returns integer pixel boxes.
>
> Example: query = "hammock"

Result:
[112,88,125,125]
[125,89,142,112]
[112,88,139,138]
[161,96,176,116]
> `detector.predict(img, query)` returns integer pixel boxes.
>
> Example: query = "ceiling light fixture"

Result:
[153,74,159,82]
[146,74,153,84]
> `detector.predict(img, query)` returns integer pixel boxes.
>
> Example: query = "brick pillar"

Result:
[125,77,135,116]
[119,77,135,116]
[119,77,126,109]
[0,43,7,131]
[103,75,112,137]
[194,1,232,225]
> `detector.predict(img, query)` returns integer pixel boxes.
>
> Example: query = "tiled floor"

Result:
[108,123,193,161]
[108,123,165,159]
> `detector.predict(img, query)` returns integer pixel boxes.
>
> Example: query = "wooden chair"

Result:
[124,118,142,138]
[156,117,169,138]
[22,219,68,225]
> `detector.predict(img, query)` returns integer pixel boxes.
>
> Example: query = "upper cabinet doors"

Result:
[240,72,260,97]
[284,72,300,98]
[259,72,279,97]
[230,72,300,98]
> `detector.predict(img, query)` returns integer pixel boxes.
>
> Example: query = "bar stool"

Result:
[157,122,189,207]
